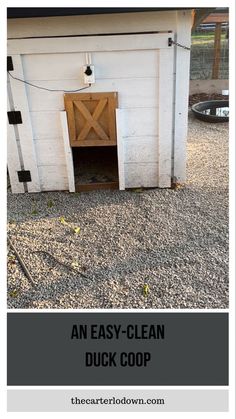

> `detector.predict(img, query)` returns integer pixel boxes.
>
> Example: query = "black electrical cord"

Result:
[8,237,88,289]
[8,237,36,287]
[32,250,88,279]
[7,71,91,92]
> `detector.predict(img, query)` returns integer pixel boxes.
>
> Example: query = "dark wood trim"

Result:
[76,181,119,192]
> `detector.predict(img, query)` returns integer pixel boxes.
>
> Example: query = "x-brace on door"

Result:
[64,92,118,147]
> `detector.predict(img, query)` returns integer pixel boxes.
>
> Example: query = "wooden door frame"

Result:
[60,108,122,192]
[60,111,75,192]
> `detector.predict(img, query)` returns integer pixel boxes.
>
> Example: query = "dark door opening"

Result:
[72,146,119,191]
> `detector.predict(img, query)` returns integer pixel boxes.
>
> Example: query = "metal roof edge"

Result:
[7,7,193,19]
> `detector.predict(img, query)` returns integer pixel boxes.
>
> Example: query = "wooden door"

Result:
[64,92,118,147]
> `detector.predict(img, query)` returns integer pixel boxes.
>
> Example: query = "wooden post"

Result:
[173,10,192,183]
[212,22,222,79]
[157,48,174,188]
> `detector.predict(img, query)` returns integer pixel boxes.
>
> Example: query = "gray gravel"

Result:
[7,113,229,309]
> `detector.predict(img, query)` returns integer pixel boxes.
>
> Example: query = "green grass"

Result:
[192,32,214,38]
[191,32,227,45]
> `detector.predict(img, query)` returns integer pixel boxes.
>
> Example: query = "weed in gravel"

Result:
[47,200,54,208]
[59,216,67,224]
[132,188,144,193]
[9,289,19,298]
[31,208,38,216]
[71,261,80,269]
[143,283,149,297]
[73,226,81,234]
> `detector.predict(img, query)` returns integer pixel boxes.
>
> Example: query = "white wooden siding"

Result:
[30,108,158,140]
[23,44,161,191]
[34,139,65,166]
[124,163,159,188]
[173,10,192,182]
[124,138,158,163]
[115,109,125,191]
[8,33,171,55]
[38,165,68,191]
[8,55,41,192]
[7,29,180,191]
[25,78,159,111]
[30,112,62,140]
[60,111,75,193]
[22,50,158,80]
[7,96,25,193]
[8,11,177,39]
[157,48,174,187]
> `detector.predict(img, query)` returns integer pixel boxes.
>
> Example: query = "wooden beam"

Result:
[192,8,216,30]
[76,181,119,192]
[203,13,228,24]
[212,23,222,79]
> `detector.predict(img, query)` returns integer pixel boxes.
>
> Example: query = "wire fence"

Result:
[190,24,229,80]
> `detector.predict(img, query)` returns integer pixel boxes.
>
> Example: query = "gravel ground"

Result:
[7,112,229,309]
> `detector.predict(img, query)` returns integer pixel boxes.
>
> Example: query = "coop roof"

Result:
[7,7,193,19]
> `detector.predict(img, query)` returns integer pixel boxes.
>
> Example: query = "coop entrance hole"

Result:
[72,146,119,192]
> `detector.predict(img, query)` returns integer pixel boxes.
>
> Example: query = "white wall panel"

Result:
[124,163,159,188]
[60,111,75,192]
[7,97,25,193]
[8,11,177,39]
[35,139,66,166]
[157,48,174,187]
[30,112,62,140]
[38,165,68,191]
[22,50,158,81]
[8,33,171,55]
[124,137,158,163]
[7,24,181,192]
[30,108,158,141]
[120,108,158,137]
[173,10,192,182]
[8,55,41,192]
[25,78,158,111]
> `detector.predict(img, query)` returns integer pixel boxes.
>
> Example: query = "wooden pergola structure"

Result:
[204,13,229,79]
[193,9,229,80]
